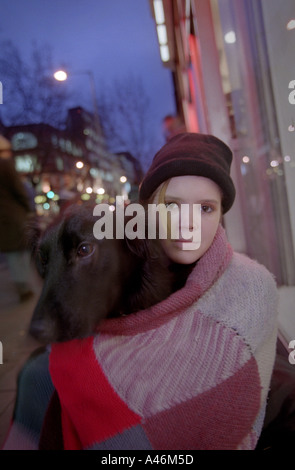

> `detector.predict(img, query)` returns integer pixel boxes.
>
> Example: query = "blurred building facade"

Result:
[150,0,295,286]
[2,106,143,217]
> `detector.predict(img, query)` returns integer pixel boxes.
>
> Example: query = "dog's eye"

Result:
[77,242,94,258]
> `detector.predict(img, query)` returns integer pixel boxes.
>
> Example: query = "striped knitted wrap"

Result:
[49,225,278,450]
[3,225,278,450]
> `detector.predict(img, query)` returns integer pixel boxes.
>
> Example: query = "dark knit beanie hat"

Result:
[139,132,236,213]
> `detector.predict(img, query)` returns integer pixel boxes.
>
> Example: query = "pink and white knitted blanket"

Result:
[48,225,278,450]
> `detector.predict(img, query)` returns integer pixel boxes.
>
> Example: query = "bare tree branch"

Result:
[97,73,155,168]
[0,40,71,127]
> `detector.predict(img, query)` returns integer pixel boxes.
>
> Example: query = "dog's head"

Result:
[30,204,131,343]
[29,203,172,344]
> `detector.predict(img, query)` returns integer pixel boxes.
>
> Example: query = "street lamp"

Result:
[53,70,68,81]
[53,69,101,132]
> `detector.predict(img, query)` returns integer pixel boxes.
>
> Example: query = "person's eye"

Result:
[165,201,179,210]
[201,204,213,214]
[77,242,95,257]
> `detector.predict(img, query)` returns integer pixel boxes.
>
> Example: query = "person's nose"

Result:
[179,204,200,231]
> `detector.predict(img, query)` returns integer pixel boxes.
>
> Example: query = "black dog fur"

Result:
[29,203,173,344]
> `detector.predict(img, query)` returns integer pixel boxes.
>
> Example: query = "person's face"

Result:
[154,175,222,264]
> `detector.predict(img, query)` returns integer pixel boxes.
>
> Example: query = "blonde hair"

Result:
[140,179,174,240]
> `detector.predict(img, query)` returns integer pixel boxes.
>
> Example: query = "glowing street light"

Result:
[53,70,68,81]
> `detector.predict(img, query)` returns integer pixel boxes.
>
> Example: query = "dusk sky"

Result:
[0,0,176,162]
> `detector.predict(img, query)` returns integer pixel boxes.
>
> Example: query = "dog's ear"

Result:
[124,236,156,260]
[123,210,168,261]
[123,211,151,260]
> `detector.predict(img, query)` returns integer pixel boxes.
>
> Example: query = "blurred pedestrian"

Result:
[0,135,34,301]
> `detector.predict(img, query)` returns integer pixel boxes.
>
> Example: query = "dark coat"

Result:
[0,158,32,251]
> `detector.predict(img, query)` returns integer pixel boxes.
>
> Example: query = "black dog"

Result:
[29,203,173,344]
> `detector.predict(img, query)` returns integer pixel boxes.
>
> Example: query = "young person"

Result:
[3,133,278,450]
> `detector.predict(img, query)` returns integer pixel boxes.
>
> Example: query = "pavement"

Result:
[0,255,42,448]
